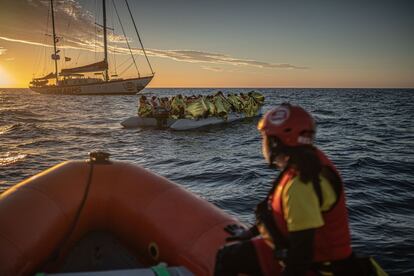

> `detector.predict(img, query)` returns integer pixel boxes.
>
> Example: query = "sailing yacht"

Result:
[29,0,154,95]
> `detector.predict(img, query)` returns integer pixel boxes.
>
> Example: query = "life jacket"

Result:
[185,97,208,119]
[138,101,152,117]
[171,97,185,116]
[242,96,258,117]
[228,95,243,112]
[250,92,265,105]
[222,95,235,112]
[213,96,228,117]
[276,149,351,260]
[239,96,250,115]
[205,98,216,116]
[253,149,352,275]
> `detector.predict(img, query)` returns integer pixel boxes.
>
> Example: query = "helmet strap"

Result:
[269,152,276,168]
[268,137,287,169]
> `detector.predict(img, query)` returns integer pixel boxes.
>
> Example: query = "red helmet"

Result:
[258,103,316,147]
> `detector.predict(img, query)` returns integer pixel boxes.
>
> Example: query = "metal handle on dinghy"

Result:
[89,151,111,164]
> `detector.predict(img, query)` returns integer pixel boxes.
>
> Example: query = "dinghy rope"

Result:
[48,151,110,262]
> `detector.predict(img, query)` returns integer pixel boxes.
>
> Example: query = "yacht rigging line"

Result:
[116,56,133,71]
[111,0,140,78]
[119,61,135,76]
[125,0,154,75]
[38,6,51,77]
[108,5,118,77]
[94,0,98,61]
[63,2,75,69]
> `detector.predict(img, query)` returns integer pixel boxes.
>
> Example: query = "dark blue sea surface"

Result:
[0,88,413,275]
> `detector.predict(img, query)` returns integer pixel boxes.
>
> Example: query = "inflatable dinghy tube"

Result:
[0,152,239,276]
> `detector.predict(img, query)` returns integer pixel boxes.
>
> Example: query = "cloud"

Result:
[5,57,15,61]
[147,49,309,69]
[0,36,91,52]
[0,0,126,47]
[0,0,309,70]
[0,35,308,70]
[0,47,7,55]
[202,66,224,72]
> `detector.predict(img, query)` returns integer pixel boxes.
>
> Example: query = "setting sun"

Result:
[0,65,13,87]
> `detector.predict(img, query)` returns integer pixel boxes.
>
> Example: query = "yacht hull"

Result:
[29,76,153,95]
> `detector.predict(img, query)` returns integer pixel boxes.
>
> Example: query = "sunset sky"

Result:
[0,0,413,88]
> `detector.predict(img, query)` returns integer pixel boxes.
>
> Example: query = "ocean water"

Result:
[0,88,413,275]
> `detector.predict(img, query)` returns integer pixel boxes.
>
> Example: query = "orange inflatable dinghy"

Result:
[0,152,239,276]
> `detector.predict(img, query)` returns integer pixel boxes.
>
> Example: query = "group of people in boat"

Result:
[138,91,265,120]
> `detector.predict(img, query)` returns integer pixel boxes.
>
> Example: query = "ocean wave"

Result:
[17,138,70,149]
[1,123,52,138]
[170,170,241,184]
[350,156,382,168]
[0,108,40,117]
[0,152,28,166]
[0,123,21,135]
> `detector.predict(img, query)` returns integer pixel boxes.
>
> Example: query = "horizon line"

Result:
[1,87,414,90]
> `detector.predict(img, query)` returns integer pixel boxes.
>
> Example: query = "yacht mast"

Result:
[102,0,109,81]
[50,0,59,84]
